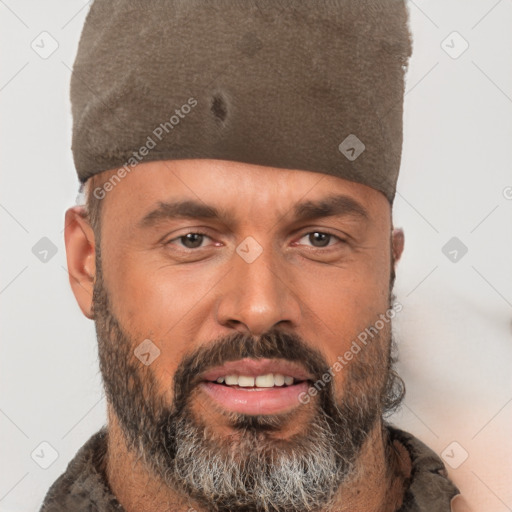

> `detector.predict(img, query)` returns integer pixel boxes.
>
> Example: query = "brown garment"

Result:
[39,425,459,512]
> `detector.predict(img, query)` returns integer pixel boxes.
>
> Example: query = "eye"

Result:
[164,230,345,251]
[296,231,345,248]
[167,232,212,250]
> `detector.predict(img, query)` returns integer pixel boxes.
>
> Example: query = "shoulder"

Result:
[386,424,461,512]
[38,427,125,512]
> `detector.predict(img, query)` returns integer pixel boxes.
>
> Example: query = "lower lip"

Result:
[199,381,310,415]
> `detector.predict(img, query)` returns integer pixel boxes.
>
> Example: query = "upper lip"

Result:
[199,358,314,382]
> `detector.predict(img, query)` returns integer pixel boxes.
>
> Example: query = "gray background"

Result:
[1,1,511,511]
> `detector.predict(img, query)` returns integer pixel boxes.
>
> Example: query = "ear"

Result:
[391,227,405,266]
[64,206,96,319]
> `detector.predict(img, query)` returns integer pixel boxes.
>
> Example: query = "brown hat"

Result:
[70,0,412,203]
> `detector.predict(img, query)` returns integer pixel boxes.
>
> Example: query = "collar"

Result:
[386,425,460,511]
[39,424,459,512]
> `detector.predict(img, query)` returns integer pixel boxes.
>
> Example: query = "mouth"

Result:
[198,358,314,415]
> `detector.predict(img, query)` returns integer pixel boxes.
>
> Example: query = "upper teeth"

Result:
[215,374,295,387]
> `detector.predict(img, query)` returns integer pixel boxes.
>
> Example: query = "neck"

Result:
[106,406,192,511]
[325,422,412,512]
[106,408,411,512]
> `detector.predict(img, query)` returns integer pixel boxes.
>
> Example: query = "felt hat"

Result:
[70,0,412,202]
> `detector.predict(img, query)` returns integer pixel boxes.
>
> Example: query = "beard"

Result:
[92,249,403,512]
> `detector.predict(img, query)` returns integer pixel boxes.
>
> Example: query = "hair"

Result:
[81,175,105,243]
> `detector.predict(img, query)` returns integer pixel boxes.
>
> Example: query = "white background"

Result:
[1,1,511,511]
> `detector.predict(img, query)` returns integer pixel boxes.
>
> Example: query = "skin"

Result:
[64,158,407,512]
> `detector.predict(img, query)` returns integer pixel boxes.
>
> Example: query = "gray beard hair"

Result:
[144,394,367,512]
[92,248,398,512]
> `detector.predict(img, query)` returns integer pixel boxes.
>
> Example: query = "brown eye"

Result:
[297,231,343,248]
[164,232,210,250]
[179,233,206,249]
[308,232,332,247]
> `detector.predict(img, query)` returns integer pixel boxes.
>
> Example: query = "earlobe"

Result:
[392,228,405,265]
[64,206,96,319]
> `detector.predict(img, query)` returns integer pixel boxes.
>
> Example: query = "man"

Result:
[40,0,460,511]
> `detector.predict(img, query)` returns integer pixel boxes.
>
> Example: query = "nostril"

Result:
[211,93,228,123]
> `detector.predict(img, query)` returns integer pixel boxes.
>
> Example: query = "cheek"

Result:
[300,252,391,365]
[100,250,223,365]
[101,242,188,329]
[306,259,391,328]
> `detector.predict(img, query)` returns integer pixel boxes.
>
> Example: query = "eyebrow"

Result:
[292,194,369,222]
[139,194,369,228]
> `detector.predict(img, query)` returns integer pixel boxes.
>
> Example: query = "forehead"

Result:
[93,159,389,225]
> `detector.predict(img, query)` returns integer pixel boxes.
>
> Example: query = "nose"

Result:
[215,243,301,337]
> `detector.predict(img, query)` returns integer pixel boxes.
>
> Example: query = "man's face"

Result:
[73,159,401,511]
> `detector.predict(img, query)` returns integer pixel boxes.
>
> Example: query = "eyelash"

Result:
[165,230,346,251]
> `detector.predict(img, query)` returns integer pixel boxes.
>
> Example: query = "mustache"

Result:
[171,329,332,411]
